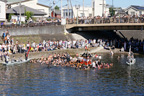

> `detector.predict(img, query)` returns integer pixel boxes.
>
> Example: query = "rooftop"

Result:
[131,5,144,10]
[0,0,7,2]
[7,5,47,15]
[7,0,29,3]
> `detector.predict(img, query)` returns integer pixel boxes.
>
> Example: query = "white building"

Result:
[0,1,6,22]
[8,0,50,17]
[11,15,26,24]
[73,6,92,17]
[125,5,144,16]
[62,6,92,19]
[92,0,109,17]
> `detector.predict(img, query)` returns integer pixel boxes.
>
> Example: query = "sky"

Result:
[39,0,144,9]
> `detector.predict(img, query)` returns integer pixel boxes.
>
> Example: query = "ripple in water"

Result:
[0,54,144,96]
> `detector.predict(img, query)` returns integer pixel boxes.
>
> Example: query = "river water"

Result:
[0,54,144,96]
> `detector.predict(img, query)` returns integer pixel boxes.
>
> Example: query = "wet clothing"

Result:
[25,52,28,60]
[98,61,101,65]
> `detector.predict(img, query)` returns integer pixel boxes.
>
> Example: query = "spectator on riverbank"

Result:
[1,29,144,59]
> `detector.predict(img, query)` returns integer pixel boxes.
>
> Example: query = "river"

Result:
[0,54,144,96]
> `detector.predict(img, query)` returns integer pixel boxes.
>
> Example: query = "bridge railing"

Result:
[66,17,144,24]
[0,22,61,30]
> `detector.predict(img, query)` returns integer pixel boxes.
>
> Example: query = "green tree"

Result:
[55,5,59,10]
[24,11,34,20]
[109,7,115,16]
[8,13,14,22]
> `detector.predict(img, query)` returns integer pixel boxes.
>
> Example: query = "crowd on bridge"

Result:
[1,14,144,30]
[67,14,144,24]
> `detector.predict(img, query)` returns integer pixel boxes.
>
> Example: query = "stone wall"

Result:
[0,25,65,36]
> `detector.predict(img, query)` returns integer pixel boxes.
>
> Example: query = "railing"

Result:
[1,17,144,29]
[0,22,61,29]
[66,17,144,24]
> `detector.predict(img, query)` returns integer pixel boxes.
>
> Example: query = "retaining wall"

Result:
[0,25,65,36]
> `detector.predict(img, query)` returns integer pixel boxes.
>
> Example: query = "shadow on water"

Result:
[0,54,144,96]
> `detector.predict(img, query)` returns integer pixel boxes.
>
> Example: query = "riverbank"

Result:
[1,46,144,64]
[1,46,143,64]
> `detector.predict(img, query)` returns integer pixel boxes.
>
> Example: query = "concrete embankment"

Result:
[1,25,144,43]
[0,25,64,36]
[0,25,88,43]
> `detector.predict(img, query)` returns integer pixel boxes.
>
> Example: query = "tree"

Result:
[24,11,34,20]
[8,13,14,22]
[55,5,59,10]
[109,7,115,16]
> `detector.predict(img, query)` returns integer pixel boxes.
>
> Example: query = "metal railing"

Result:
[66,16,144,24]
[1,16,144,29]
[0,22,61,29]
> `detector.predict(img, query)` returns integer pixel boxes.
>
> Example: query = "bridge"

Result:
[66,23,144,31]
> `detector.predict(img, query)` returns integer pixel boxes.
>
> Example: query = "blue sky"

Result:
[39,0,144,8]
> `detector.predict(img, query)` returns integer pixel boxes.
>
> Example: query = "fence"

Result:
[66,16,144,24]
[0,22,61,29]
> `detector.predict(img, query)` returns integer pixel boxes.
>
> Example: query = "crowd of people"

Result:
[30,53,113,70]
[67,14,144,24]
[1,30,144,64]
[1,14,144,29]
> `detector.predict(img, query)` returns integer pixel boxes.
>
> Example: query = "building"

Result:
[0,0,6,23]
[114,7,126,16]
[11,15,26,24]
[73,6,92,17]
[51,10,61,19]
[92,0,109,17]
[7,5,46,17]
[6,5,47,23]
[125,5,144,16]
[62,6,92,19]
[62,6,73,19]
[7,0,50,17]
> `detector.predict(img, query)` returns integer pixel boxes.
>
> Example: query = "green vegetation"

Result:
[109,7,115,16]
[55,5,60,10]
[24,11,34,20]
[21,21,25,24]
[46,18,51,21]
[32,17,37,22]
[8,13,14,22]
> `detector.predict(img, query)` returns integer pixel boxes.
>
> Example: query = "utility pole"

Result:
[83,0,84,17]
[19,0,21,25]
[112,0,113,16]
[75,5,80,24]
[67,0,69,19]
[61,0,62,19]
[102,0,104,23]
[53,0,55,20]
[70,0,75,23]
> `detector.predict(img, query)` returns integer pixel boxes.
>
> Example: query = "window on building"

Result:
[131,12,135,16]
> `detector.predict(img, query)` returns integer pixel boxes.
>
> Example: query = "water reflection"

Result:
[0,54,144,96]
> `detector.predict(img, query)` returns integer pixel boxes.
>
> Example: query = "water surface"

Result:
[0,54,144,96]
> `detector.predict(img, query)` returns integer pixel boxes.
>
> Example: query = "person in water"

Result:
[4,53,9,63]
[11,56,17,63]
[18,56,23,62]
[25,52,28,60]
